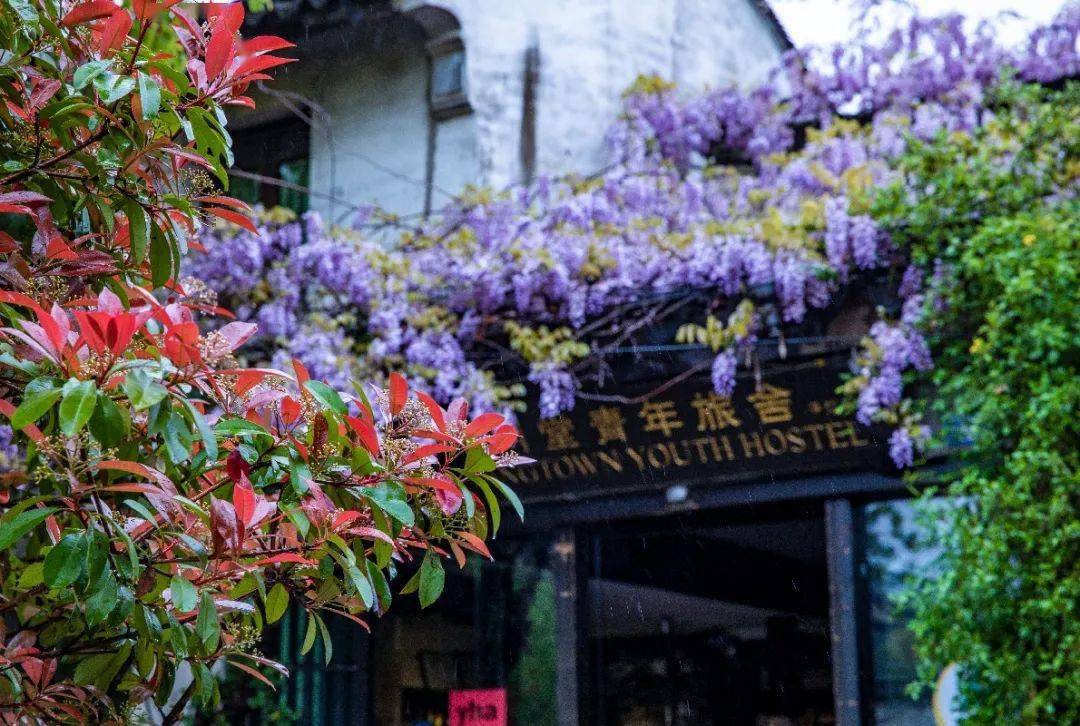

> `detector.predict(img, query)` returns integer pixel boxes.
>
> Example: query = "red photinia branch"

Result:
[0,1,524,719]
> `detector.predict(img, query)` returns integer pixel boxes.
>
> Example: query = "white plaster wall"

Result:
[431,114,481,207]
[442,0,788,184]
[253,29,437,221]
[239,0,786,218]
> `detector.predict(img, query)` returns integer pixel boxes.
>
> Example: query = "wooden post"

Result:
[551,527,580,725]
[825,498,866,726]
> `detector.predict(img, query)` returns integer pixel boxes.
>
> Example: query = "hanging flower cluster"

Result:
[192,8,1080,468]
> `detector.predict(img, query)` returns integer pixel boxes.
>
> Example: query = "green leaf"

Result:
[300,610,317,655]
[122,369,168,410]
[122,498,159,529]
[345,563,375,609]
[89,393,129,448]
[366,558,392,609]
[196,591,220,651]
[468,473,501,535]
[124,198,149,264]
[418,551,445,609]
[19,562,43,589]
[84,530,108,587]
[85,569,118,626]
[11,381,61,430]
[464,446,497,474]
[183,399,218,462]
[73,645,130,691]
[214,418,269,437]
[361,482,415,527]
[305,380,347,415]
[163,410,193,463]
[149,223,174,289]
[93,72,136,104]
[171,575,197,613]
[488,475,524,523]
[0,507,57,552]
[59,378,96,437]
[43,533,86,588]
[316,611,333,666]
[73,60,111,90]
[137,72,161,119]
[265,582,288,624]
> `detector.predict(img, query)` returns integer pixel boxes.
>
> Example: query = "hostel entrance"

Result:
[583,506,834,726]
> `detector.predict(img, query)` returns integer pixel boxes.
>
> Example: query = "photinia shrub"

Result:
[0,1,523,721]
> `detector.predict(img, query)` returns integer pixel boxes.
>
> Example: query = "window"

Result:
[859,499,943,725]
[427,34,470,120]
[231,115,311,213]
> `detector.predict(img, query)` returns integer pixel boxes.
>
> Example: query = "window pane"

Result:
[860,499,938,725]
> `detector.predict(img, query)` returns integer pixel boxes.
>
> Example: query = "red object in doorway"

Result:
[448,688,507,726]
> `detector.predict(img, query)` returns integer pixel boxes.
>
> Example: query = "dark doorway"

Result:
[585,504,835,726]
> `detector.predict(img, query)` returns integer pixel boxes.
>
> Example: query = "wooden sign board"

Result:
[503,356,891,503]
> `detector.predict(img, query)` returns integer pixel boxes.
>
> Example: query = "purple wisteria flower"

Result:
[183,8,1076,446]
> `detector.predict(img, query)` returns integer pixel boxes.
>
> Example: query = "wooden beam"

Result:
[551,527,580,725]
[825,498,866,726]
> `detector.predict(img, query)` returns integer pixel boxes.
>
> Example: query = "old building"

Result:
[229,3,939,725]
[233,0,790,219]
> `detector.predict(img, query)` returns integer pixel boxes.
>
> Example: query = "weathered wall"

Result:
[240,0,786,219]
[443,0,786,188]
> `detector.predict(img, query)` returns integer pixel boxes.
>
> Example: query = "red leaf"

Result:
[235,54,295,77]
[226,450,250,482]
[0,398,45,443]
[45,237,78,261]
[207,1,245,34]
[194,194,251,211]
[0,290,45,310]
[227,660,278,690]
[0,203,32,215]
[97,460,175,491]
[29,79,62,111]
[448,398,469,422]
[61,0,119,26]
[456,531,493,560]
[233,369,266,395]
[205,206,257,233]
[332,510,362,530]
[242,35,296,54]
[280,396,301,425]
[292,358,310,386]
[415,391,446,432]
[388,372,408,416]
[464,412,505,438]
[233,474,256,530]
[204,21,235,79]
[98,9,133,56]
[132,0,180,20]
[345,416,380,456]
[482,425,519,455]
[413,428,458,444]
[0,191,52,205]
[412,476,461,494]
[402,443,454,465]
[210,496,241,552]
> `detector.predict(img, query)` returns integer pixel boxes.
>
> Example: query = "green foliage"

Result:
[871,82,1080,724]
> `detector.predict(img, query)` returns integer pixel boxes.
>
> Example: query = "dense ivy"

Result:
[875,82,1079,724]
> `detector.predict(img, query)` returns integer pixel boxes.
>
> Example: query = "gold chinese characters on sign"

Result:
[502,375,881,495]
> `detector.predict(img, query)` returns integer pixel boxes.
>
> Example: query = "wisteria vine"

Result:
[190,7,1080,467]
